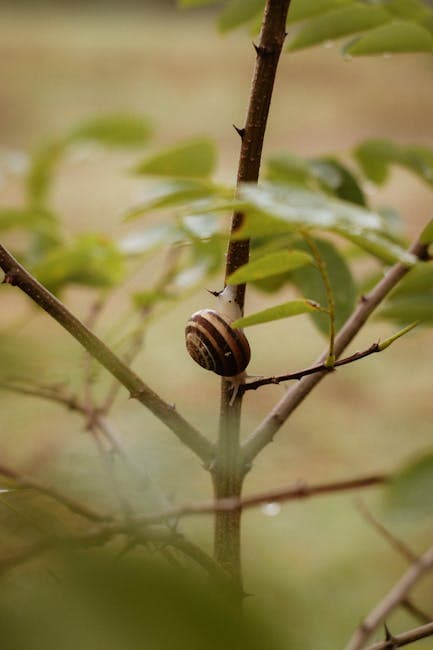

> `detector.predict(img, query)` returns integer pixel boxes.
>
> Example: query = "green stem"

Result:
[303,233,336,366]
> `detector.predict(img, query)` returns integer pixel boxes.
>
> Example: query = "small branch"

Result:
[0,462,109,523]
[0,521,222,580]
[0,244,214,465]
[356,499,417,564]
[139,474,388,525]
[242,342,381,392]
[366,621,433,650]
[401,599,432,626]
[242,237,428,465]
[346,543,433,650]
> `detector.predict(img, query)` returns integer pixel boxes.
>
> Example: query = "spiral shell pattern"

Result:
[185,309,251,377]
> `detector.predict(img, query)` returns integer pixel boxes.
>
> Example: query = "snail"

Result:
[185,286,251,379]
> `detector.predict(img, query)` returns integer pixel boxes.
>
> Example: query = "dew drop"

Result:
[262,502,281,517]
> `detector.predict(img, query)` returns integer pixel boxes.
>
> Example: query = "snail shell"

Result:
[185,309,251,377]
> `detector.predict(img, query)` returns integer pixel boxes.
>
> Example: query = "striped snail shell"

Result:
[185,309,251,377]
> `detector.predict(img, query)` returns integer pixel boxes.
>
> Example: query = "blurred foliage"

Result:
[0,552,282,650]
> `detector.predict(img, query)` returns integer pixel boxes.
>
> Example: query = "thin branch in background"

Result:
[0,243,214,465]
[302,231,336,366]
[0,521,223,581]
[82,295,106,423]
[401,599,432,626]
[365,621,433,650]
[102,245,182,414]
[355,499,418,563]
[0,379,173,514]
[345,543,433,650]
[137,474,388,526]
[0,462,110,524]
[242,236,429,465]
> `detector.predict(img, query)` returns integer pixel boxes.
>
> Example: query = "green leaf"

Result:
[345,20,433,55]
[379,294,433,324]
[134,139,217,179]
[26,141,66,206]
[119,224,181,256]
[332,226,416,265]
[0,207,55,233]
[266,152,312,186]
[420,219,433,245]
[377,321,418,351]
[123,180,218,220]
[287,0,351,24]
[291,237,357,335]
[238,183,383,234]
[68,114,153,148]
[227,250,313,284]
[32,234,125,293]
[311,157,367,205]
[385,452,433,519]
[383,0,431,20]
[218,0,264,32]
[354,140,433,187]
[232,299,324,328]
[287,4,390,51]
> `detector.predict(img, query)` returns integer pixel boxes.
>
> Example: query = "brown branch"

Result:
[0,521,223,580]
[241,342,382,392]
[346,543,433,650]
[215,0,292,587]
[356,500,418,564]
[0,243,214,465]
[401,599,432,626]
[242,237,429,465]
[366,621,433,650]
[0,462,109,524]
[139,474,388,525]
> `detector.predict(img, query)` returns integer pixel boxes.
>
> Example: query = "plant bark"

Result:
[213,0,292,587]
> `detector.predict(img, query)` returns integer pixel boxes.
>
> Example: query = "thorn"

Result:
[233,124,246,139]
[3,271,17,285]
[206,288,223,297]
[253,42,260,54]
[384,623,397,648]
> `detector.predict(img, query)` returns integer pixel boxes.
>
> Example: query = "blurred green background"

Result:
[0,2,433,648]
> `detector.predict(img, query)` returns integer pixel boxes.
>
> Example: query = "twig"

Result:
[366,621,433,649]
[0,521,223,580]
[0,380,173,511]
[356,499,417,563]
[345,543,433,650]
[0,243,214,465]
[242,237,429,465]
[0,462,109,523]
[242,342,381,392]
[401,599,432,626]
[138,474,388,525]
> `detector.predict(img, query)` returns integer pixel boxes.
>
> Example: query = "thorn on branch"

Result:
[233,124,246,140]
[3,270,18,285]
[384,623,397,648]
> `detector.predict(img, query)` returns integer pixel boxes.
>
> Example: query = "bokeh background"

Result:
[0,1,433,648]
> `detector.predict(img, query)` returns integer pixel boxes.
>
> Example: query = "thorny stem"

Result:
[214,0,292,587]
[365,621,433,650]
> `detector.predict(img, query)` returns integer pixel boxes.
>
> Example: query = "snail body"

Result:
[185,309,251,377]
